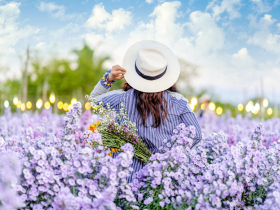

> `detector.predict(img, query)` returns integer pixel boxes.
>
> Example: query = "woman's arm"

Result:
[180,108,202,149]
[90,65,126,99]
[90,69,114,99]
[167,91,202,148]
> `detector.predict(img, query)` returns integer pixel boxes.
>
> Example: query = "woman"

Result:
[90,40,202,180]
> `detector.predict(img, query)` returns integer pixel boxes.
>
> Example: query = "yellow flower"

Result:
[88,123,97,132]
[108,152,113,157]
[96,121,101,126]
[111,148,118,153]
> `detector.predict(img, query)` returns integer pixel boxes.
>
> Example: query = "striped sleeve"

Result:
[90,81,110,100]
[99,91,125,109]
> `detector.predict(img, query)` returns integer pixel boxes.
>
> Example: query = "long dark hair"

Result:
[122,82,177,128]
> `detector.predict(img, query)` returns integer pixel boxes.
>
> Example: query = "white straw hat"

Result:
[122,40,180,93]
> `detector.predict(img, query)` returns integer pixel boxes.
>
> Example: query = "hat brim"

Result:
[123,40,180,93]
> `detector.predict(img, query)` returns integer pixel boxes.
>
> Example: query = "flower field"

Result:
[0,104,280,210]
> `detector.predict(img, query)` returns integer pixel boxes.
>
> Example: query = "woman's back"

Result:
[91,86,202,153]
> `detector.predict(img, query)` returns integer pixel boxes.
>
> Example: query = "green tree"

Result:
[1,43,111,112]
[30,43,110,102]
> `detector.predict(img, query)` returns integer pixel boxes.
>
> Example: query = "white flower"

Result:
[0,137,5,147]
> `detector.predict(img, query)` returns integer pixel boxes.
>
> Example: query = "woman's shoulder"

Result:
[166,91,189,103]
[165,91,192,114]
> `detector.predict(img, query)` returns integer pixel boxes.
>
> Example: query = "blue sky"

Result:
[0,0,280,104]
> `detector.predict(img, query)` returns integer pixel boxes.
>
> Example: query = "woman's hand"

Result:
[108,65,126,82]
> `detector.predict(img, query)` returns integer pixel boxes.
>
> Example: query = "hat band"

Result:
[135,62,167,81]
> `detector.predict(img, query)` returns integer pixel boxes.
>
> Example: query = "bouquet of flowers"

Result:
[86,96,152,162]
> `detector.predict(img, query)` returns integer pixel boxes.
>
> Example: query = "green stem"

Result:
[99,131,152,162]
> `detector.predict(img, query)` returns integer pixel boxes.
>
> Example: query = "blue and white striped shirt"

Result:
[90,70,202,180]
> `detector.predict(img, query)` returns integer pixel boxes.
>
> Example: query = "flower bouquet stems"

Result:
[101,130,151,162]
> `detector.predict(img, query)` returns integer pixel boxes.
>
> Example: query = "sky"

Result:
[0,0,280,104]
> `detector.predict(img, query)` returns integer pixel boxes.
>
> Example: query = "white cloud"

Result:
[50,22,80,39]
[83,32,114,57]
[250,0,272,13]
[232,48,255,71]
[34,42,46,50]
[277,23,280,30]
[146,0,153,4]
[186,11,225,54]
[249,14,276,28]
[85,3,132,32]
[149,1,182,45]
[248,14,280,54]
[145,0,166,3]
[207,0,242,20]
[0,2,39,80]
[233,48,248,58]
[38,2,64,15]
[38,2,82,21]
[0,2,39,54]
[249,33,280,54]
[0,2,20,35]
[261,14,276,26]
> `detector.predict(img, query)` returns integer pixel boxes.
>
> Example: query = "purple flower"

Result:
[143,197,153,205]
[118,171,126,179]
[121,143,134,152]
[53,185,59,192]
[69,179,75,186]
[109,174,117,180]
